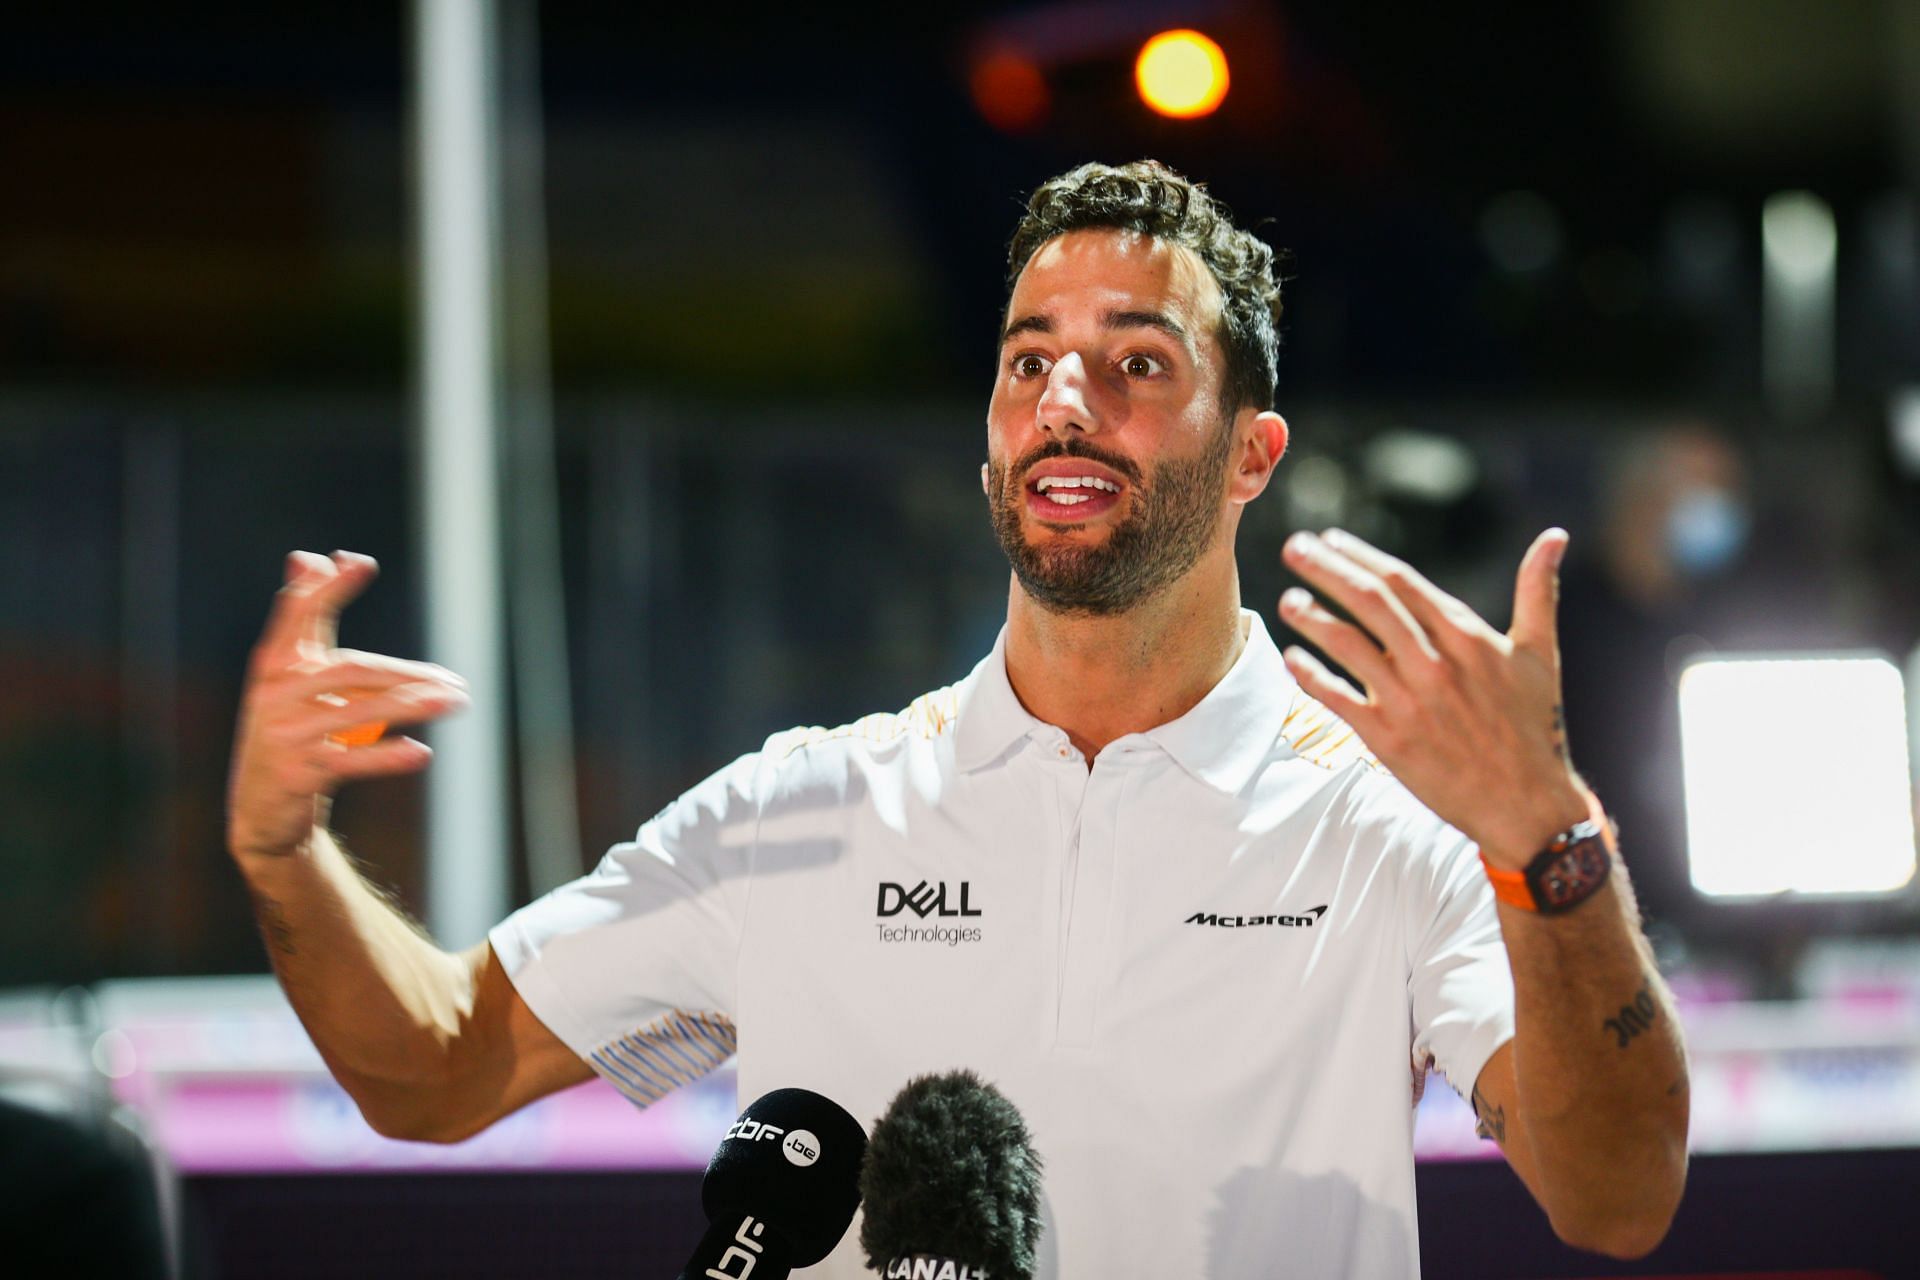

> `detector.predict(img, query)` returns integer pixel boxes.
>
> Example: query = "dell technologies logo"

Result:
[875,880,983,946]
[1185,904,1327,929]
[877,880,982,918]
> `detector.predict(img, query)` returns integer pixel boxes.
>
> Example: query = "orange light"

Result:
[971,49,1050,133]
[1135,29,1229,119]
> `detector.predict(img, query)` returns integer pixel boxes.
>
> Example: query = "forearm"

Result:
[232,824,477,1133]
[1270,527,1688,1250]
[1500,866,1689,1254]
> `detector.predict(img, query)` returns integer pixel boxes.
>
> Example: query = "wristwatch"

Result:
[1480,819,1612,915]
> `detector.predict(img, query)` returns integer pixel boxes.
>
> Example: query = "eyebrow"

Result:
[1000,308,1192,349]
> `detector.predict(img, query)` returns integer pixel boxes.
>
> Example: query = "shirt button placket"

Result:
[1056,753,1120,1049]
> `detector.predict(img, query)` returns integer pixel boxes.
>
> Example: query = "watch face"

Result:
[1529,834,1611,912]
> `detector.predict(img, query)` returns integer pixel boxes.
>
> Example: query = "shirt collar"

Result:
[1144,609,1297,794]
[952,624,1050,772]
[952,609,1299,793]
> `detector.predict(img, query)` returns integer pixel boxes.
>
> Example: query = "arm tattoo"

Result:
[1603,979,1661,1049]
[1550,702,1570,762]
[250,889,297,957]
[1472,1081,1507,1144]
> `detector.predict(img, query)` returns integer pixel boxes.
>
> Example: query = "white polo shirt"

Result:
[491,610,1514,1278]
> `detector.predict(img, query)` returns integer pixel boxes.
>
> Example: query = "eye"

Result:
[1012,353,1053,379]
[1121,353,1166,378]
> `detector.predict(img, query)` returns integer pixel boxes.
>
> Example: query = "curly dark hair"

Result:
[1006,159,1286,417]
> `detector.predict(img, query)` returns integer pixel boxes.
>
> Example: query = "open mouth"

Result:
[1026,473,1124,521]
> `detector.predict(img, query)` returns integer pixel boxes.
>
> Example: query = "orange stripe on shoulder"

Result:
[770,685,962,759]
[1278,689,1381,772]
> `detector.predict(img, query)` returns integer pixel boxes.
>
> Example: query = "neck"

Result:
[1002,545,1248,762]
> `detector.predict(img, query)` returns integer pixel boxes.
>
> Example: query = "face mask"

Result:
[1666,487,1748,576]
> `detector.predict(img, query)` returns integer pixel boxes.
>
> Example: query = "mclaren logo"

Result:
[1185,905,1327,928]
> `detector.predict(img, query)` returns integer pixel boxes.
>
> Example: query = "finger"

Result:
[1281,643,1376,727]
[273,652,468,703]
[257,551,338,659]
[1508,527,1569,658]
[1283,531,1441,664]
[274,681,468,740]
[1278,587,1402,701]
[320,736,435,782]
[1319,528,1499,652]
[305,551,379,652]
[261,550,378,661]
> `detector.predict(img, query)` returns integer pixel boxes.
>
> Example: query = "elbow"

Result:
[341,1071,486,1145]
[360,1102,475,1145]
[1550,1161,1687,1260]
[358,1098,491,1145]
[1554,1212,1674,1261]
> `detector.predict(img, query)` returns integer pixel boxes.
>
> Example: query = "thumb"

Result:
[1509,527,1568,657]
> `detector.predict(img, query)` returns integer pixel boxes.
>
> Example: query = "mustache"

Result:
[1004,438,1143,487]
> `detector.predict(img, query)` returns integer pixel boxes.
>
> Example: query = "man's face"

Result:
[985,228,1238,616]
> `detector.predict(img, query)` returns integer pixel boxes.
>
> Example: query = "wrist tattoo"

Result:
[1471,1081,1506,1144]
[1603,980,1660,1049]
[251,889,297,957]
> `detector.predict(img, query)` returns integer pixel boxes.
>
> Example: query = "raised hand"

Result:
[226,550,469,861]
[1276,527,1589,868]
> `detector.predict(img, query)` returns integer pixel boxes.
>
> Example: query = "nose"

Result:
[1036,352,1098,437]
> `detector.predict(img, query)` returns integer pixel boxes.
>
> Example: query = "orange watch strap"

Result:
[1480,783,1615,912]
[1479,856,1536,911]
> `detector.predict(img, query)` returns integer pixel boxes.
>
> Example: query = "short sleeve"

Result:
[488,749,764,1108]
[1402,813,1515,1104]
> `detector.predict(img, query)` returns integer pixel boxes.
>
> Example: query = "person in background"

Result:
[1558,424,1750,933]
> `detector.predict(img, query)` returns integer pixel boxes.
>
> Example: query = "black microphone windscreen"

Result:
[697,1087,868,1270]
[859,1070,1043,1280]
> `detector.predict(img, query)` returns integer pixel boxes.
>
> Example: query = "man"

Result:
[227,160,1687,1276]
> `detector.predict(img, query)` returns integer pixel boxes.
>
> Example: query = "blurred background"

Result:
[2,2,1918,1276]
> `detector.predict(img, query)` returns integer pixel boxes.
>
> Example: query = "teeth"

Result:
[1048,493,1089,505]
[1035,475,1119,492]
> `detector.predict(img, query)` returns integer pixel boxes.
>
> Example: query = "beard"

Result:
[986,421,1235,617]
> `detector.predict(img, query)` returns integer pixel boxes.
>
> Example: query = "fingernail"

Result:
[1285,531,1317,557]
[1281,587,1311,612]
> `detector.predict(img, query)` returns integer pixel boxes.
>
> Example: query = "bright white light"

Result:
[1761,191,1837,419]
[1762,192,1837,285]
[1679,656,1916,898]
[1364,430,1479,504]
[1892,386,1920,477]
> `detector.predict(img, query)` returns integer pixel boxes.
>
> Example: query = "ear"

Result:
[1229,411,1288,505]
[980,462,991,496]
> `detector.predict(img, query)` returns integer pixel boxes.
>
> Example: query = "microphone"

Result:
[677,1087,868,1280]
[859,1070,1044,1280]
